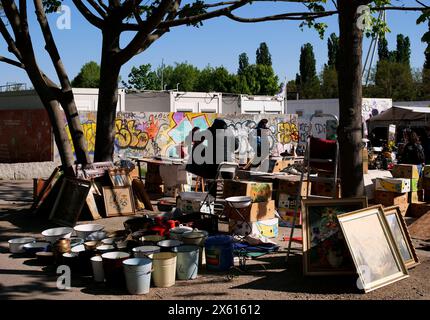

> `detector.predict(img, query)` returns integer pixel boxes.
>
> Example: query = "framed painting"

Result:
[302,197,368,276]
[337,205,409,293]
[102,186,135,217]
[384,206,420,269]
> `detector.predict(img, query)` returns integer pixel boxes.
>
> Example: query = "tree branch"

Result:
[88,0,108,18]
[225,10,337,23]
[34,0,73,90]
[0,55,25,68]
[72,0,104,28]
[0,14,23,61]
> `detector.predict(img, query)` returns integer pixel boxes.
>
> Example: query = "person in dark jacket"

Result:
[186,119,239,180]
[401,130,425,175]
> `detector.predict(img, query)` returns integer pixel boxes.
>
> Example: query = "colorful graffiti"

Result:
[62,111,299,161]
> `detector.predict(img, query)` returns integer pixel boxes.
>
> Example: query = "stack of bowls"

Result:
[73,224,105,239]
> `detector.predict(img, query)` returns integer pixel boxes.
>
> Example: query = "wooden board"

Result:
[132,179,154,211]
[31,167,61,210]
[408,212,430,241]
[49,178,91,227]
[85,186,102,220]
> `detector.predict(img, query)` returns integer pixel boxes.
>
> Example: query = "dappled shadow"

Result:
[231,254,360,295]
[0,181,33,203]
[0,268,63,300]
[173,292,228,298]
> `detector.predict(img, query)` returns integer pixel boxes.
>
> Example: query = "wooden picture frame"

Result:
[337,205,409,293]
[102,186,135,217]
[302,197,368,276]
[49,177,91,227]
[384,206,420,269]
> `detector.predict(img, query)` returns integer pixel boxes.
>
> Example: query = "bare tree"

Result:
[0,0,90,175]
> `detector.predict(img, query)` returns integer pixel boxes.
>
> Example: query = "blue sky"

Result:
[0,2,428,88]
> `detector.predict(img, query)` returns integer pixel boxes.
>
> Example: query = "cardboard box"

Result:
[397,203,410,216]
[223,180,272,203]
[313,181,341,198]
[407,202,430,218]
[228,218,279,238]
[223,200,275,222]
[277,179,310,197]
[272,159,294,173]
[374,190,408,206]
[375,178,411,193]
[410,178,423,192]
[277,193,300,209]
[391,164,419,179]
[278,208,302,227]
[409,191,420,204]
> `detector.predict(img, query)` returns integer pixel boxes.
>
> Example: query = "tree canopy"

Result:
[72,61,101,88]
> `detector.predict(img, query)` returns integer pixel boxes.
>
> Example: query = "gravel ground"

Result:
[1,180,430,300]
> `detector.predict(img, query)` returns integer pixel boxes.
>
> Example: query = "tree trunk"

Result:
[59,88,91,165]
[337,0,365,197]
[94,27,121,162]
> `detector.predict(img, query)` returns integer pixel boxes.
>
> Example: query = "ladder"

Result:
[285,112,340,264]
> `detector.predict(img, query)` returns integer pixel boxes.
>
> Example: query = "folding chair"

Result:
[285,112,340,264]
[199,162,239,217]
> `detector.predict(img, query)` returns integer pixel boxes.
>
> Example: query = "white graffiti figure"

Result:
[356,5,372,32]
[56,5,72,30]
[56,265,71,290]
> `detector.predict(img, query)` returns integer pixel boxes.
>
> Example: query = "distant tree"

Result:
[424,20,430,70]
[254,64,279,95]
[164,62,200,91]
[238,53,250,75]
[256,42,272,66]
[378,37,392,62]
[122,64,160,90]
[374,60,415,101]
[196,66,235,92]
[72,61,100,88]
[327,33,339,70]
[321,66,338,98]
[396,34,411,65]
[297,43,320,99]
[286,80,298,99]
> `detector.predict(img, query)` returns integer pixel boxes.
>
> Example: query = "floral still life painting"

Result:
[302,198,368,275]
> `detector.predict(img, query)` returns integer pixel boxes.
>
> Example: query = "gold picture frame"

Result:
[102,186,135,217]
[337,205,409,293]
[384,206,420,269]
[302,197,368,276]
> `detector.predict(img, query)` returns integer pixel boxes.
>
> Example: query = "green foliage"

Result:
[71,61,100,88]
[327,33,339,70]
[256,42,272,66]
[195,66,236,92]
[297,43,320,99]
[321,65,338,99]
[372,60,415,101]
[163,62,200,91]
[238,53,249,75]
[122,64,160,90]
[396,34,411,65]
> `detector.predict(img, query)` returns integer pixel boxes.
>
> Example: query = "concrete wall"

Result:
[0,88,126,111]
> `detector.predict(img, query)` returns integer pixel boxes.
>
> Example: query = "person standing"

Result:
[400,130,425,175]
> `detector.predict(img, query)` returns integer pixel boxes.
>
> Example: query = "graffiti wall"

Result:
[64,112,299,161]
[0,109,53,163]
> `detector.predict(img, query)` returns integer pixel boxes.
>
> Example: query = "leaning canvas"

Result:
[337,205,409,293]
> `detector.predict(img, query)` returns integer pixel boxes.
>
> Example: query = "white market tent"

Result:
[369,105,430,123]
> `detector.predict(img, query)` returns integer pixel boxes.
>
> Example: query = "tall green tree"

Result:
[122,64,160,90]
[327,33,339,70]
[72,61,100,88]
[378,37,392,62]
[256,42,272,66]
[196,66,235,92]
[321,66,338,98]
[297,43,320,99]
[396,34,411,65]
[254,64,279,95]
[238,53,249,75]
[164,62,200,91]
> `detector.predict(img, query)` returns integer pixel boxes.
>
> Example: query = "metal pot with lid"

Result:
[169,224,193,240]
